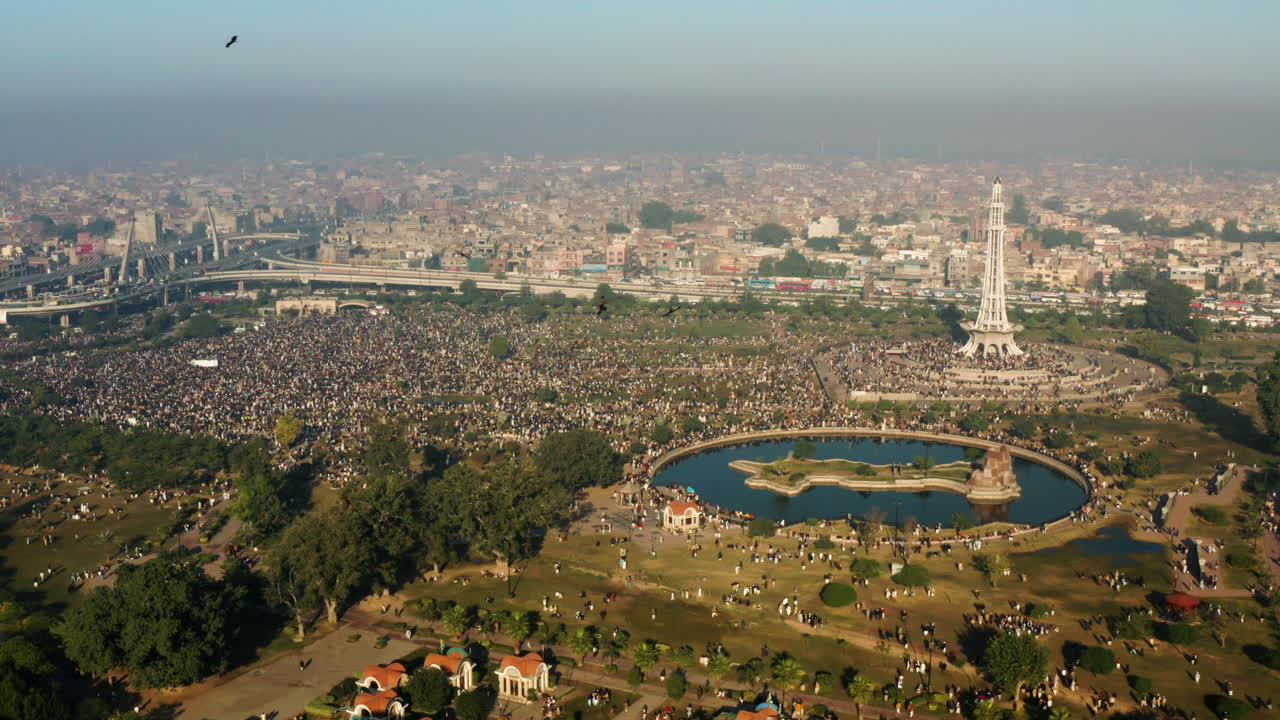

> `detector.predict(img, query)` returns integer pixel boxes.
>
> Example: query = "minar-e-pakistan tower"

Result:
[959,177,1023,357]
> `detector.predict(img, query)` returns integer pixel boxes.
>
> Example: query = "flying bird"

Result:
[595,295,608,316]
[225,35,238,48]
[453,249,471,259]
[661,304,681,317]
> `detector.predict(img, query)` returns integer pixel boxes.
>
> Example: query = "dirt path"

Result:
[174,627,416,719]
[1149,465,1256,598]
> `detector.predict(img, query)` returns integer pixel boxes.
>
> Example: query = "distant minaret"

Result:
[959,177,1023,357]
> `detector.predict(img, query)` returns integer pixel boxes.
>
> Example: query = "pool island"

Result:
[729,445,1023,503]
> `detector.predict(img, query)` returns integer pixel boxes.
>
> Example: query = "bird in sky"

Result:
[225,35,238,48]
[661,304,681,317]
[454,249,471,259]
[595,295,608,316]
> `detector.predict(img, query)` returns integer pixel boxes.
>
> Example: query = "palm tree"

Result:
[707,652,733,691]
[770,655,807,703]
[845,673,876,720]
[1047,708,1072,720]
[632,641,661,673]
[567,627,597,663]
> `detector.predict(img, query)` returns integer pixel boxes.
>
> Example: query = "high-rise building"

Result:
[959,178,1023,357]
[133,210,162,244]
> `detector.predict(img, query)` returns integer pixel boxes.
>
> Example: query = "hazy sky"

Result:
[4,1,1280,165]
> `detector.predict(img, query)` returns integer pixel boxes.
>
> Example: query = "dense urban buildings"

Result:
[4,154,1280,327]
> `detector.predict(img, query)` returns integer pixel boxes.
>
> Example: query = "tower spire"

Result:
[959,177,1023,357]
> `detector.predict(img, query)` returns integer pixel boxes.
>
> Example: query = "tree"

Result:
[706,652,732,689]
[752,223,793,247]
[436,459,571,595]
[406,667,453,715]
[1009,417,1037,438]
[640,201,674,230]
[1060,315,1085,344]
[59,552,249,688]
[1206,694,1251,719]
[666,670,688,700]
[1259,353,1280,444]
[850,557,883,579]
[180,312,221,338]
[975,552,1011,589]
[651,422,674,444]
[1077,646,1115,675]
[535,429,623,491]
[537,386,558,403]
[274,414,303,448]
[1099,208,1147,234]
[606,222,631,234]
[959,411,990,433]
[982,632,1048,713]
[1244,278,1266,294]
[454,687,496,720]
[1143,280,1195,333]
[1042,196,1066,212]
[770,654,806,694]
[489,335,512,359]
[567,627,598,662]
[1007,194,1030,225]
[892,564,930,587]
[632,641,661,672]
[270,509,374,630]
[845,673,876,720]
[0,635,72,720]
[911,455,935,471]
[1126,450,1162,478]
[502,611,536,652]
[442,605,474,637]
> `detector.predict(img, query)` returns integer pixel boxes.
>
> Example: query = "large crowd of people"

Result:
[826,336,1160,405]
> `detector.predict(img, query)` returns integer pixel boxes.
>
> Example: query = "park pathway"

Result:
[174,629,416,720]
[1151,464,1257,598]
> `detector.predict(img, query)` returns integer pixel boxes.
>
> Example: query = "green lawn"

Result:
[0,473,179,608]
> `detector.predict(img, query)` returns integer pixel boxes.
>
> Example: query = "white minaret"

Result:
[959,177,1023,357]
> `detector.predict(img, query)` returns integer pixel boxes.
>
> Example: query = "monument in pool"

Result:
[959,177,1023,357]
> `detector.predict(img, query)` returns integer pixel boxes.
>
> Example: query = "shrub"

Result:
[627,666,644,686]
[820,583,857,607]
[893,564,931,587]
[814,536,835,550]
[1126,450,1162,478]
[1160,622,1199,645]
[666,671,688,700]
[1206,694,1252,719]
[1078,646,1116,675]
[851,557,883,579]
[1128,675,1152,694]
[1026,603,1053,619]
[748,517,776,537]
[854,463,877,476]
[1193,506,1228,525]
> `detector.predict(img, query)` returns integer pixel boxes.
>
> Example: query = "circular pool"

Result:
[652,436,1087,527]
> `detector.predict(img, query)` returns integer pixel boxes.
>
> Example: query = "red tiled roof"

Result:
[736,709,779,720]
[354,688,401,714]
[498,652,546,677]
[667,500,699,516]
[360,662,408,689]
[424,653,465,674]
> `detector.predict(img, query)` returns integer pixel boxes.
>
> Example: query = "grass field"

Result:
[391,506,1278,720]
[0,471,180,608]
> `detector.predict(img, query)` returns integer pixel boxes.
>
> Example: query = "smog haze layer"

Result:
[3,0,1278,167]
